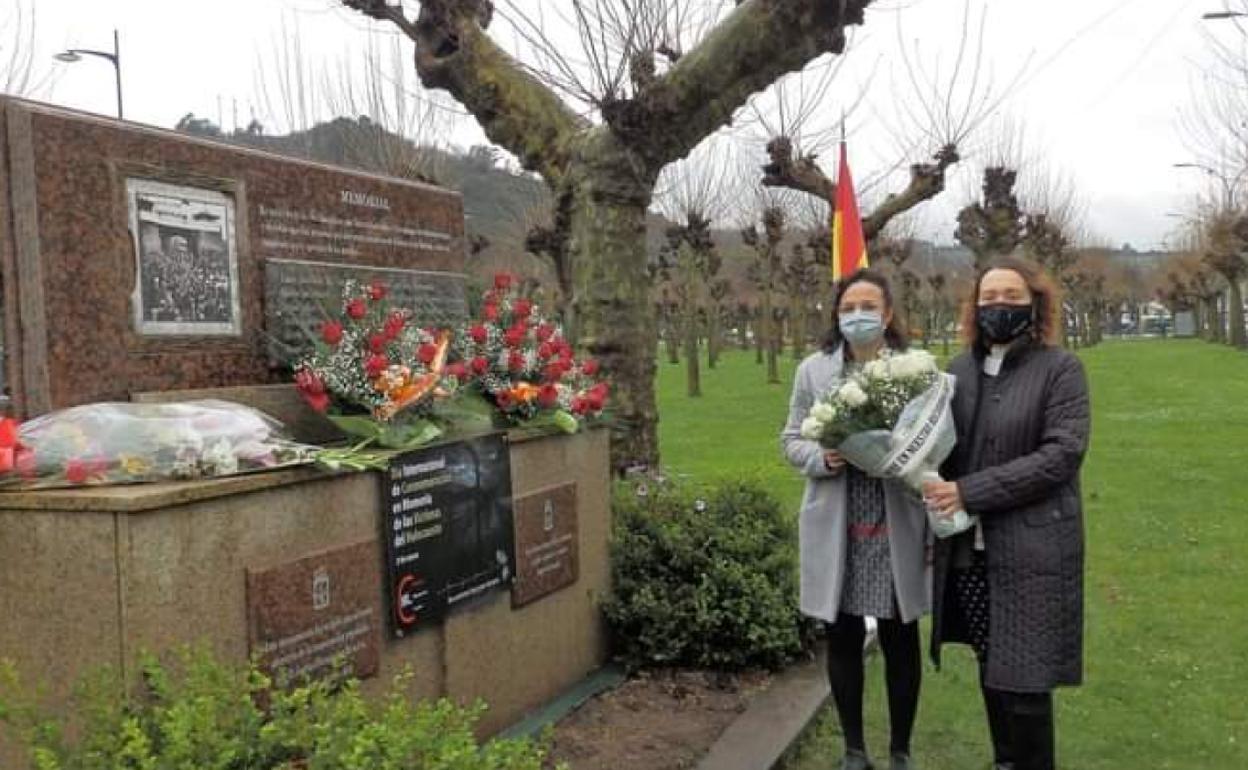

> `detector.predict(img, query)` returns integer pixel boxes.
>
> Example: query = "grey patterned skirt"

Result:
[840,466,895,619]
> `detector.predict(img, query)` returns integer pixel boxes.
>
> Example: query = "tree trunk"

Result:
[763,299,780,384]
[754,309,765,364]
[684,310,702,397]
[791,302,807,359]
[567,154,658,473]
[1227,279,1246,348]
[665,311,681,364]
[707,310,721,369]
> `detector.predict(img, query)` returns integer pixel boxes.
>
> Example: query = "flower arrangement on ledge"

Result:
[0,402,315,490]
[293,279,457,461]
[448,273,609,434]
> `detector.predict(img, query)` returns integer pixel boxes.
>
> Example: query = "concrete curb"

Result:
[696,648,831,770]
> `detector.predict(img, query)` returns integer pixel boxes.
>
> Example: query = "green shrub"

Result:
[0,647,561,770]
[603,476,811,671]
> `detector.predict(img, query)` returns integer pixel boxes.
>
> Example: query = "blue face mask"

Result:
[839,310,885,347]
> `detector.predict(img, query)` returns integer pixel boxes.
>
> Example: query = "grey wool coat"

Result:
[931,341,1091,693]
[780,348,931,624]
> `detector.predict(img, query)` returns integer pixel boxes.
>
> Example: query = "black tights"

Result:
[825,613,921,756]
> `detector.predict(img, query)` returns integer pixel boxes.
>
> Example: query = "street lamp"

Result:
[54,29,123,120]
[1174,162,1239,208]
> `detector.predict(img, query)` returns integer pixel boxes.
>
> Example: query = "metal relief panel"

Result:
[265,257,468,365]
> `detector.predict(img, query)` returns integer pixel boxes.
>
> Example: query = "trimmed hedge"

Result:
[603,476,811,671]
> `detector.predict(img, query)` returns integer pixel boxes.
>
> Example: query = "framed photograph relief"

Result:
[127,178,242,336]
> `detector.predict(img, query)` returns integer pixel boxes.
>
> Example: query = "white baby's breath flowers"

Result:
[811,402,836,422]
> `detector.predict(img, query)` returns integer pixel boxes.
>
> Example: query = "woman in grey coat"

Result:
[923,257,1091,770]
[781,270,931,770]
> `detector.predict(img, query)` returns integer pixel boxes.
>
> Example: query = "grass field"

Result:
[656,339,1248,770]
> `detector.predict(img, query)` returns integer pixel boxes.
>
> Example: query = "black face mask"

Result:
[976,303,1034,344]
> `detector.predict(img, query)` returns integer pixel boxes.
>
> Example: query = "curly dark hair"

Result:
[821,268,910,354]
[958,256,1064,350]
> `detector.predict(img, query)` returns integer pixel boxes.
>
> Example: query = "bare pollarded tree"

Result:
[1,0,53,98]
[757,0,1021,250]
[653,134,739,396]
[339,0,889,471]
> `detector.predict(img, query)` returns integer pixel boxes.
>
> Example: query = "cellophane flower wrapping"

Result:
[0,400,317,490]
[799,349,976,538]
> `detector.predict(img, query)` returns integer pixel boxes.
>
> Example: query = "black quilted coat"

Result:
[931,341,1091,692]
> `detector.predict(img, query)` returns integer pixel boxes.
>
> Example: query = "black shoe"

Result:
[840,748,874,770]
[889,752,917,770]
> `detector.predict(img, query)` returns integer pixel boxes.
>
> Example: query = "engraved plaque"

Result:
[265,257,468,364]
[512,483,579,608]
[246,540,382,684]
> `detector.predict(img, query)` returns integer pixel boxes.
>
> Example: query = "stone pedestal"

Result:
[0,429,611,768]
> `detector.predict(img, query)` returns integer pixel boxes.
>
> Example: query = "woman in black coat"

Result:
[922,257,1091,770]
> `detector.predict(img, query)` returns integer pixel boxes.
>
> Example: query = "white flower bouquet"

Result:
[800,349,976,538]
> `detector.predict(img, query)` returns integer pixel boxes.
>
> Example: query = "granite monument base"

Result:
[0,429,610,769]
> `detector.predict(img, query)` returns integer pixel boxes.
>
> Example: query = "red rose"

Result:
[304,390,331,413]
[295,368,325,395]
[369,333,388,354]
[582,358,600,376]
[570,397,587,416]
[365,354,389,378]
[512,299,532,318]
[446,362,468,380]
[503,326,525,348]
[483,304,499,322]
[543,363,564,383]
[538,384,560,408]
[470,325,489,344]
[346,298,367,320]
[15,448,37,479]
[536,323,555,342]
[321,320,344,346]
[384,311,406,339]
[65,459,90,485]
[586,387,607,411]
[508,351,526,372]
[418,343,439,365]
[496,390,515,410]
[369,281,387,301]
[471,356,490,375]
[494,273,513,291]
[537,342,555,360]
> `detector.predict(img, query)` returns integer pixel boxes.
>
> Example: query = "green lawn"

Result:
[657,340,1248,770]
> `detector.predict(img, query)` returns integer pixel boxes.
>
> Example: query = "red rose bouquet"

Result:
[294,279,455,454]
[450,273,609,432]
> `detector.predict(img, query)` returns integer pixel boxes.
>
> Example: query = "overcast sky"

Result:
[5,0,1234,250]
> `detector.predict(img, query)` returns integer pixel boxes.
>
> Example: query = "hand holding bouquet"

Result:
[800,349,976,538]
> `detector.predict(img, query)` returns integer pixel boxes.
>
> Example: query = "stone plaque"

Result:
[381,434,515,638]
[512,483,579,608]
[265,257,467,365]
[246,540,381,684]
[0,97,465,417]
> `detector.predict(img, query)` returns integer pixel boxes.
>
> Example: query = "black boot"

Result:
[1005,691,1054,770]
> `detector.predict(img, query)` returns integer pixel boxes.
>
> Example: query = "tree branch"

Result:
[863,143,961,241]
[342,0,587,183]
[760,136,835,203]
[619,0,871,168]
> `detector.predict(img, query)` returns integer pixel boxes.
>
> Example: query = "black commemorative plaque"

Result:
[381,433,515,638]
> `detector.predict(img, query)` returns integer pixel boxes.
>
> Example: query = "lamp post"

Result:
[54,29,123,120]
[1174,162,1240,209]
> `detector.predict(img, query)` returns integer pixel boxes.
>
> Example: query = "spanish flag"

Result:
[831,142,868,281]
